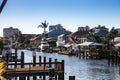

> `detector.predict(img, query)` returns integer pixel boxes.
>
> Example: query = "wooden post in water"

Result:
[6,54,9,65]
[43,57,46,80]
[33,52,36,80]
[14,47,18,68]
[49,58,52,67]
[69,76,75,80]
[58,60,64,80]
[33,56,36,66]
[55,59,57,70]
[39,56,41,66]
[61,60,64,80]
[49,69,55,80]
[39,56,42,79]
[21,51,24,68]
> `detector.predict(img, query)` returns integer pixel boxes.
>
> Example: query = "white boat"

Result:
[39,41,50,52]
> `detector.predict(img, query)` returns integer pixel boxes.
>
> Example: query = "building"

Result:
[56,34,69,47]
[47,24,71,40]
[3,27,20,38]
[116,28,120,36]
[49,24,65,31]
[78,26,90,31]
[30,34,42,47]
[91,25,108,39]
[68,26,90,43]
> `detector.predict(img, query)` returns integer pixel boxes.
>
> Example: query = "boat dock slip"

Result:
[3,51,65,80]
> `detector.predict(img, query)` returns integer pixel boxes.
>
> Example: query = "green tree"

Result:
[88,32,101,43]
[38,20,48,41]
[104,27,118,43]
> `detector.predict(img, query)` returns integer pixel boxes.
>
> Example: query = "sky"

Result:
[0,0,120,36]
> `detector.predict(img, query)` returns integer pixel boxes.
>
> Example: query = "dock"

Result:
[3,51,65,80]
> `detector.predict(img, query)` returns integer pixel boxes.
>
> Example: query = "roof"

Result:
[94,29,108,37]
[47,29,71,34]
[78,42,104,46]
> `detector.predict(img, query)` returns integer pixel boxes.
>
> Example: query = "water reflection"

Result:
[2,50,120,80]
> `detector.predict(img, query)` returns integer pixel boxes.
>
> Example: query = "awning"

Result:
[78,42,104,46]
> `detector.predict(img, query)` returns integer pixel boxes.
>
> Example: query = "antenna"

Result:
[0,0,7,14]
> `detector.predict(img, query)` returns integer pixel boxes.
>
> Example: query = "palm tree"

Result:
[38,20,48,40]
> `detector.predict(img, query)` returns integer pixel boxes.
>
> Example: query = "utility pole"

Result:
[0,0,7,14]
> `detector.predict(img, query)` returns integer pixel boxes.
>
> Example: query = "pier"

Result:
[3,51,65,80]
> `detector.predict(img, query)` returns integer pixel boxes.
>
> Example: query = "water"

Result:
[4,50,120,80]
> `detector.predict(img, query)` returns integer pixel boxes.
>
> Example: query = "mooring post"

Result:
[6,54,9,65]
[49,58,52,67]
[58,60,64,80]
[27,76,30,80]
[43,57,46,80]
[55,59,57,70]
[69,76,75,80]
[61,60,64,80]
[39,56,41,66]
[21,51,24,68]
[39,56,42,78]
[49,69,55,80]
[33,56,36,66]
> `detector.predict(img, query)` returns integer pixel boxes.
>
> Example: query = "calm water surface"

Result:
[6,50,120,80]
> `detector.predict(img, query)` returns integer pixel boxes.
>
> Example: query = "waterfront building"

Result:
[47,24,71,40]
[56,34,69,47]
[68,26,90,43]
[49,24,65,31]
[91,25,108,39]
[3,27,20,38]
[30,34,42,47]
[78,26,90,31]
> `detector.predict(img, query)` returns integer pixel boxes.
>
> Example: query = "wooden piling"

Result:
[69,76,75,80]
[49,58,52,67]
[33,56,36,66]
[55,59,57,70]
[39,56,41,66]
[43,57,46,80]
[49,69,55,80]
[21,51,24,68]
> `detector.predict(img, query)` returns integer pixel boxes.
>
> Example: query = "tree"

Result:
[104,27,118,43]
[88,32,101,43]
[38,20,48,40]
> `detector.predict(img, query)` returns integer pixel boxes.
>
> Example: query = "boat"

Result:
[39,40,50,52]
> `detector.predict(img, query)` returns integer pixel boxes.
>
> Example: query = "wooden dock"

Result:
[3,51,65,80]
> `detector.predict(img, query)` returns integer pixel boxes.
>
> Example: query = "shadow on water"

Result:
[2,49,120,80]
